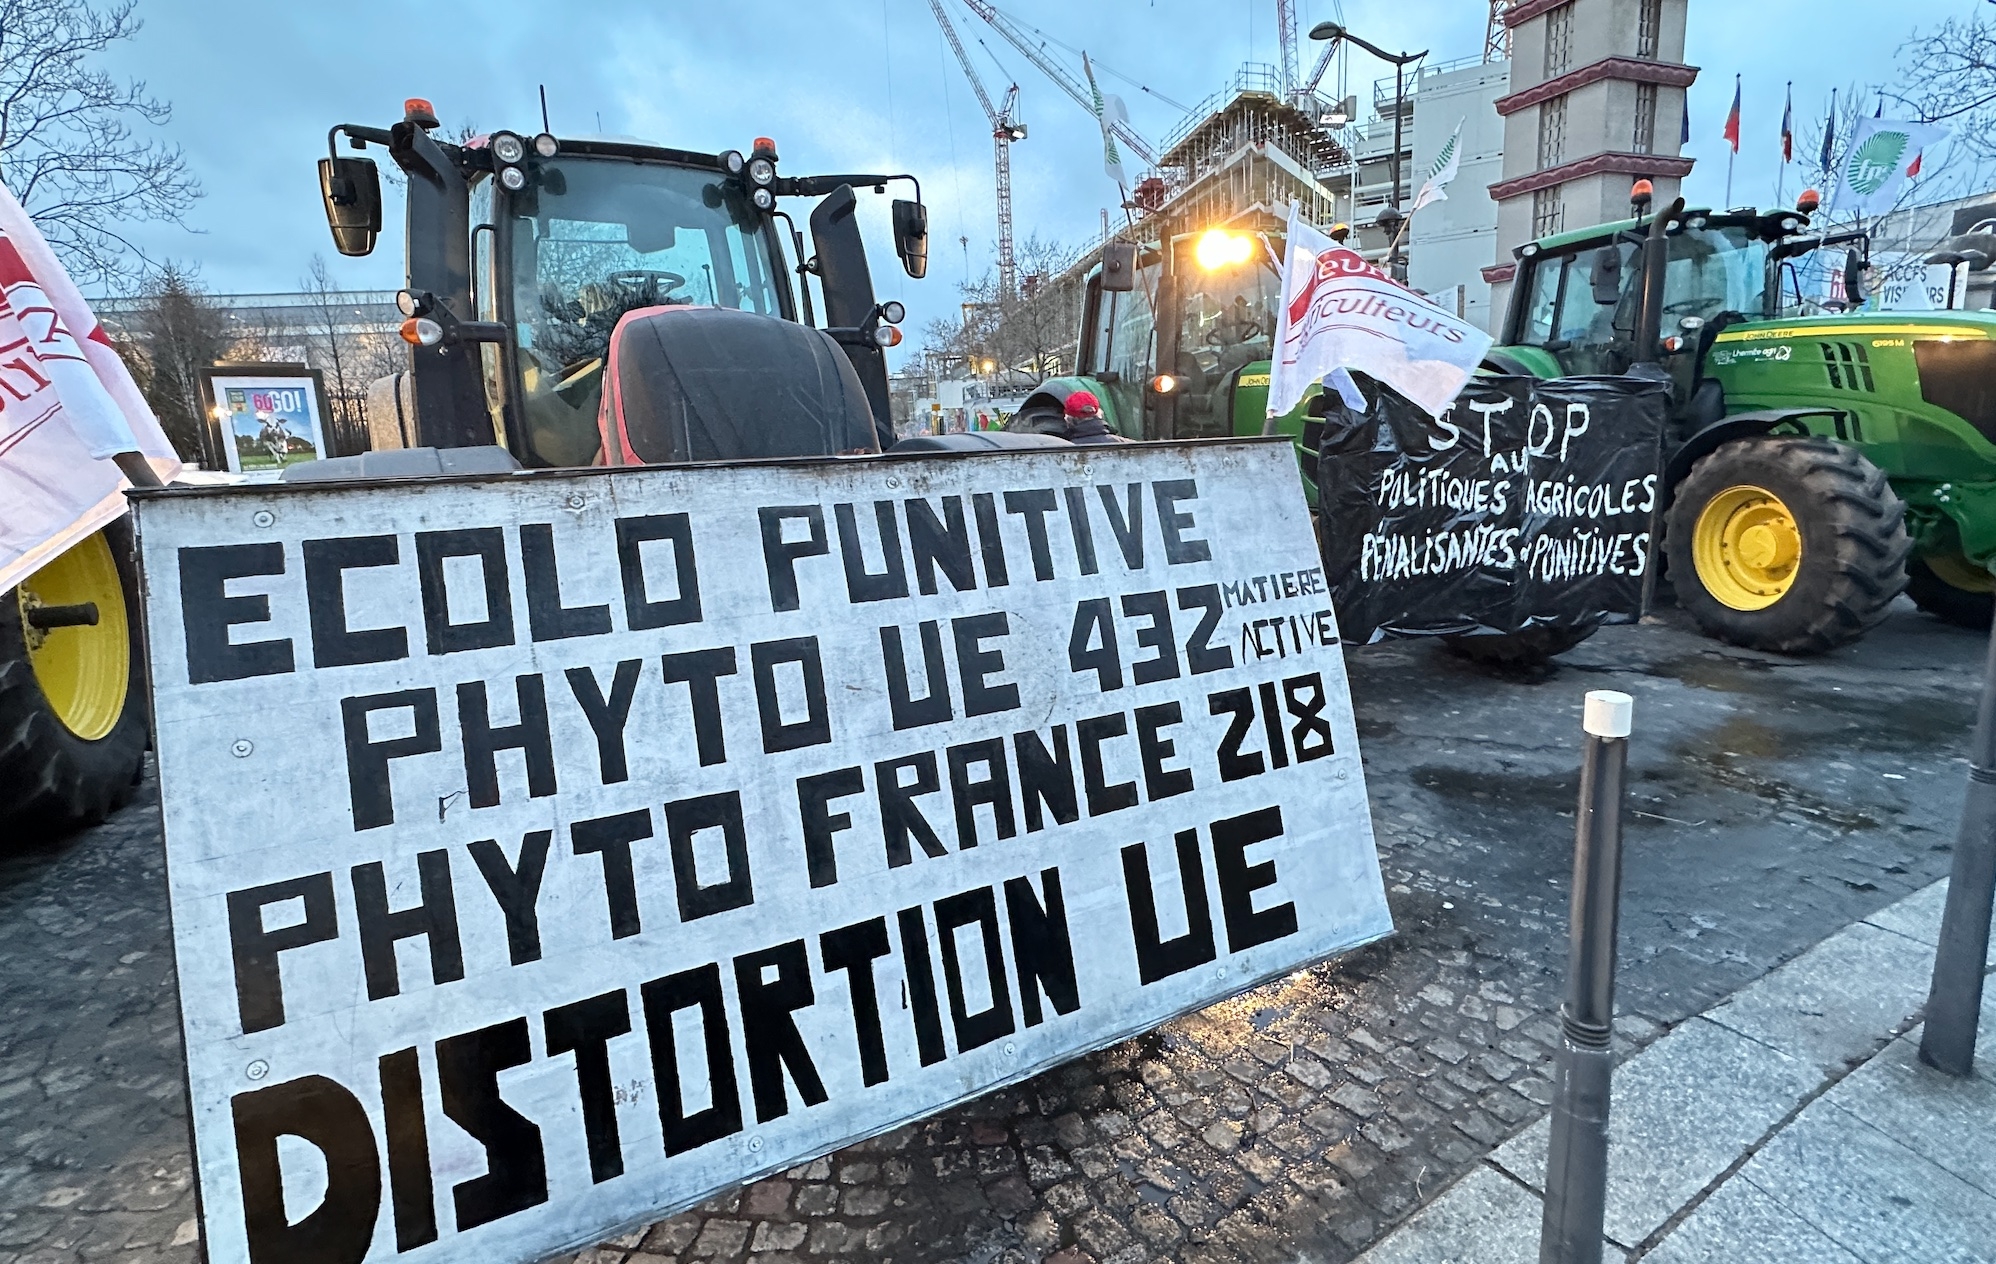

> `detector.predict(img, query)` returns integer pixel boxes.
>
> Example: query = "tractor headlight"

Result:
[394,289,432,317]
[498,165,527,192]
[533,132,558,158]
[491,132,526,165]
[748,156,776,186]
[722,149,745,174]
[751,186,775,211]
[880,300,906,324]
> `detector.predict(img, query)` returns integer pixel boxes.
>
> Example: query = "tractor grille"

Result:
[1819,341,1876,392]
[1915,338,1996,444]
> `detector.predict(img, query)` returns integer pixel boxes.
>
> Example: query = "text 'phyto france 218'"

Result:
[133,439,1393,1264]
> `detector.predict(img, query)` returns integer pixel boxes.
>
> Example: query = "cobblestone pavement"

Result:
[0,605,1978,1263]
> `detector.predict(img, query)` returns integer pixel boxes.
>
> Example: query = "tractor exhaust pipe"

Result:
[1630,191,1684,370]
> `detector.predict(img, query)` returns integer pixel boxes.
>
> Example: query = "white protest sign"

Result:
[1267,204,1493,421]
[134,440,1391,1264]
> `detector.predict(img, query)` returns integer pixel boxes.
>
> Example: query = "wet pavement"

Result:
[0,603,1979,1263]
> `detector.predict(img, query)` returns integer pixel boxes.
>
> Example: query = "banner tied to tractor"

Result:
[0,178,180,590]
[133,441,1392,1264]
[1316,373,1671,643]
[1267,203,1493,421]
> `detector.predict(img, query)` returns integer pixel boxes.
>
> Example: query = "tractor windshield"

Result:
[1172,236,1281,437]
[501,156,785,464]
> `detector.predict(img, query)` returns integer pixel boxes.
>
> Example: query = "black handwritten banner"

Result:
[132,440,1391,1264]
[1316,374,1670,642]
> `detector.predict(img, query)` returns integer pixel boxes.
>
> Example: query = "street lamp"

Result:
[1310,21,1425,282]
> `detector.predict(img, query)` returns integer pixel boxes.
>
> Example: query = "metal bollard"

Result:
[1920,610,1996,1077]
[1539,690,1633,1264]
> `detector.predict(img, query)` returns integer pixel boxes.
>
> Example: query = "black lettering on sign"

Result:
[971,492,1010,587]
[1256,681,1292,771]
[1211,806,1300,951]
[1135,702,1195,801]
[227,873,339,1035]
[798,767,864,889]
[617,513,702,629]
[1068,598,1122,692]
[733,940,830,1123]
[180,542,293,684]
[1013,727,1079,833]
[1078,712,1138,816]
[438,1018,548,1230]
[751,637,831,753]
[935,886,1014,1052]
[948,737,1015,850]
[905,496,975,595]
[821,917,893,1086]
[341,688,442,831]
[877,753,947,867]
[416,528,514,654]
[661,647,737,767]
[666,791,754,921]
[1176,585,1233,675]
[881,622,951,731]
[1121,831,1217,984]
[896,906,948,1067]
[836,501,909,602]
[303,535,407,668]
[1209,687,1261,782]
[759,506,828,612]
[1286,673,1335,762]
[642,963,744,1156]
[231,1074,380,1264]
[953,612,1020,716]
[352,849,464,1001]
[1122,591,1180,685]
[571,809,655,939]
[565,659,644,784]
[1062,486,1099,576]
[1003,868,1080,1026]
[544,989,634,1184]
[1003,488,1060,580]
[1154,479,1212,564]
[466,831,552,964]
[458,674,558,809]
[1097,483,1145,568]
[520,523,612,641]
[379,1046,437,1250]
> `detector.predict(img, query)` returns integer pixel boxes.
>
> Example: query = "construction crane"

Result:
[1276,0,1299,98]
[1484,0,1511,63]
[958,1,1160,170]
[928,0,1028,297]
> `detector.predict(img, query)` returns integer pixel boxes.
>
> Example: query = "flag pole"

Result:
[1726,148,1735,209]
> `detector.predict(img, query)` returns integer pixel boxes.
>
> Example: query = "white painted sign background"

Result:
[134,440,1391,1264]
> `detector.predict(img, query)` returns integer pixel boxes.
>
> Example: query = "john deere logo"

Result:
[1847,130,1910,195]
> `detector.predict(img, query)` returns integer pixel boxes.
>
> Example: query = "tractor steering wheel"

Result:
[608,269,686,294]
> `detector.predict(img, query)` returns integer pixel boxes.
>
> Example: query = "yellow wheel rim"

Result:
[1692,484,1803,611]
[18,531,130,741]
[1924,552,1996,594]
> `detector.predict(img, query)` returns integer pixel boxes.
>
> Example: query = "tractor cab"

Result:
[319,99,930,469]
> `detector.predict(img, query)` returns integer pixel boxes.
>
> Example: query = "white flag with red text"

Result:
[0,178,180,590]
[1267,203,1491,420]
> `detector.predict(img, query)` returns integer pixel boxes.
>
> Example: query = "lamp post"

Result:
[1309,21,1425,282]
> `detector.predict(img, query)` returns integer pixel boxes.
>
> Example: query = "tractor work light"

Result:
[874,325,903,347]
[400,317,444,347]
[748,157,776,187]
[498,165,528,192]
[880,300,906,324]
[751,186,775,211]
[533,132,558,158]
[1195,229,1253,271]
[394,289,433,317]
[722,149,745,174]
[491,132,526,165]
[1151,374,1179,394]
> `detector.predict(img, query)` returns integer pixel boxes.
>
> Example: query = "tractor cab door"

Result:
[1513,241,1642,376]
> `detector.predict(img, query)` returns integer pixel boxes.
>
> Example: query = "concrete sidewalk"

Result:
[1354,877,1996,1264]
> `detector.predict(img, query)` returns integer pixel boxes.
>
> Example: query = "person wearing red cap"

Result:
[1062,389,1128,445]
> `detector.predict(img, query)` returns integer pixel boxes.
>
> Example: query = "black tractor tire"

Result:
[0,520,148,845]
[1442,623,1598,665]
[1906,555,1996,630]
[1005,404,1067,437]
[1664,436,1909,656]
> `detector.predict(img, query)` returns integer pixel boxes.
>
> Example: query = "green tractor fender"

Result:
[1661,408,1847,506]
[1481,345,1564,380]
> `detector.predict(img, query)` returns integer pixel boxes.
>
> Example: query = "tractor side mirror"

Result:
[1589,246,1623,305]
[1844,249,1867,306]
[891,198,929,279]
[319,155,382,257]
[1101,240,1138,292]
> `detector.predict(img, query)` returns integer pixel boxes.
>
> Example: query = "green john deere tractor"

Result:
[1484,190,1996,653]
